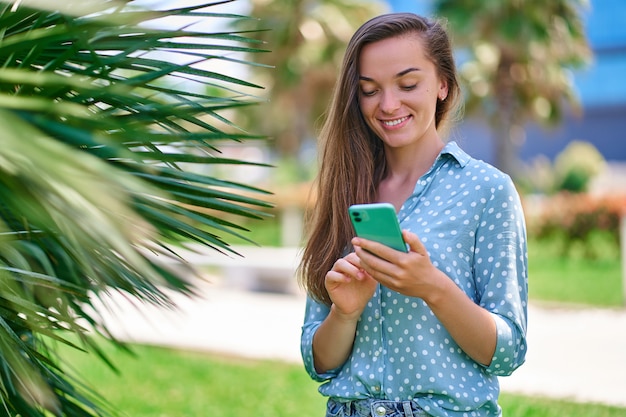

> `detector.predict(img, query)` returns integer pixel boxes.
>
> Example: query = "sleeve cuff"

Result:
[484,312,527,376]
[301,323,342,382]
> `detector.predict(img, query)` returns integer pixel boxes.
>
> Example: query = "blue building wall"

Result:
[386,0,626,163]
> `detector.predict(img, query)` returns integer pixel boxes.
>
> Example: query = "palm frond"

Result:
[0,0,272,415]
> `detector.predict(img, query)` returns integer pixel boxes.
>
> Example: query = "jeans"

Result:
[326,398,429,417]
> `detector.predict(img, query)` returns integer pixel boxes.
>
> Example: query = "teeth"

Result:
[383,116,408,126]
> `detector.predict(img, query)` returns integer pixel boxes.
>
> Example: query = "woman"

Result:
[298,12,528,417]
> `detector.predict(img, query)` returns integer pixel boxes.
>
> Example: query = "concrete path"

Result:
[94,280,626,408]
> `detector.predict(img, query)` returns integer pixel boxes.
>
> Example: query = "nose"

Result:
[379,89,401,114]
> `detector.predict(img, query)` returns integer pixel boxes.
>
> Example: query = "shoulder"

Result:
[445,142,514,185]
[443,142,520,202]
[466,159,514,189]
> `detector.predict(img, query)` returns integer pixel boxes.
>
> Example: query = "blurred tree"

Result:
[434,0,591,177]
[237,0,386,163]
[0,0,270,415]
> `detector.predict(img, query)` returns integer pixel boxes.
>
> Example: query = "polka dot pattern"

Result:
[301,142,528,417]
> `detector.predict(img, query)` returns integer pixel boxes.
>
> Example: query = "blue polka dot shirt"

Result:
[301,142,528,417]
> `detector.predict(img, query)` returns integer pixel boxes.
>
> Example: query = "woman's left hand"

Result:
[351,230,442,300]
[353,230,498,366]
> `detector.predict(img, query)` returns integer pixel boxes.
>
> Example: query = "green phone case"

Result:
[349,203,407,252]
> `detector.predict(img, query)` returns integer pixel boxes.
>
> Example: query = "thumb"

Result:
[402,230,428,256]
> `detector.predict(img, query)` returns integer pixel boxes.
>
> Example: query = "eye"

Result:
[360,88,377,97]
[401,84,417,91]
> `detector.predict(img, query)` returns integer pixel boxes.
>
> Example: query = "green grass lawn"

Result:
[61,342,326,417]
[60,342,626,417]
[528,235,623,307]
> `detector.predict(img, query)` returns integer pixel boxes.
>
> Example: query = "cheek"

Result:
[358,98,376,118]
[359,103,379,131]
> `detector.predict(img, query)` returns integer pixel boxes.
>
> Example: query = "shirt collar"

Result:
[440,141,471,168]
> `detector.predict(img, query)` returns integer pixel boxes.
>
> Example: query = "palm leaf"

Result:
[0,0,272,415]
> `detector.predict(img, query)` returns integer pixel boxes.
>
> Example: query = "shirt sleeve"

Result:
[473,173,529,376]
[300,296,344,382]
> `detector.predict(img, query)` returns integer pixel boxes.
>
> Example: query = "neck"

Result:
[377,136,445,210]
[384,136,445,183]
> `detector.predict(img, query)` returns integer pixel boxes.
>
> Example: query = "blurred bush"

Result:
[518,140,605,194]
[527,193,626,258]
[554,141,606,193]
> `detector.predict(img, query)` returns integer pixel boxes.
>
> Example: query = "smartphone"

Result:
[348,203,408,252]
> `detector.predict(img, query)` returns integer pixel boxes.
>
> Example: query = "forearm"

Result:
[312,304,359,374]
[425,269,497,366]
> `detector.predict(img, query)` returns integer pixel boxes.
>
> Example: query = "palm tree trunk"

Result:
[493,54,521,177]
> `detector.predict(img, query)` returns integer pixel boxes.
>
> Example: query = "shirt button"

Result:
[373,385,381,392]
[375,405,386,416]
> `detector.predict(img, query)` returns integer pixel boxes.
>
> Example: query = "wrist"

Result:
[422,267,453,307]
[330,303,362,324]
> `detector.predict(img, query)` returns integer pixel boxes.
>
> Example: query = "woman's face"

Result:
[358,34,447,150]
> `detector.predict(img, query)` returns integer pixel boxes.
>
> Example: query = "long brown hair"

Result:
[298,13,462,305]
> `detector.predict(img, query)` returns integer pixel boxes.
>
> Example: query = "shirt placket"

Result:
[398,157,446,225]
[369,286,385,398]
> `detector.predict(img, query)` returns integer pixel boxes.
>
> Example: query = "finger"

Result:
[325,270,352,287]
[329,256,365,282]
[352,246,395,285]
[351,237,396,262]
[333,258,359,275]
[354,245,392,276]
[344,252,363,268]
[402,230,428,256]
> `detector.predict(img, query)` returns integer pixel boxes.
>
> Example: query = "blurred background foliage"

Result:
[232,0,385,181]
[435,0,591,177]
[519,140,606,195]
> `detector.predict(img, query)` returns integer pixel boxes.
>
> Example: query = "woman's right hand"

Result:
[325,252,378,320]
[312,252,378,374]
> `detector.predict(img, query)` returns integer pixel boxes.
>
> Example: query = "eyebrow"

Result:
[359,67,421,82]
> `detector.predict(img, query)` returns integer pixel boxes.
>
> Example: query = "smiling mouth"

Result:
[381,116,410,127]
